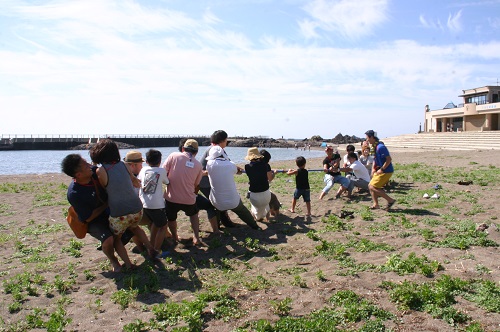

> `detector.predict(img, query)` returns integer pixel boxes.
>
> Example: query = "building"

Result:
[424,85,500,132]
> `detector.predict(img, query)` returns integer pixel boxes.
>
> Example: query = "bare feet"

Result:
[289,209,295,213]
[193,239,207,247]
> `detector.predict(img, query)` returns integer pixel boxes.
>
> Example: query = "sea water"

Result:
[0,147,325,175]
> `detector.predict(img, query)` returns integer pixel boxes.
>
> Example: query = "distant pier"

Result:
[0,135,211,150]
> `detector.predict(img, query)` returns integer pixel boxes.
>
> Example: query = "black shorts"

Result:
[87,217,132,245]
[165,200,199,221]
[143,208,168,228]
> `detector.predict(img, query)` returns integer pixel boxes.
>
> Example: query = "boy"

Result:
[287,156,311,216]
[138,149,170,258]
[338,152,371,197]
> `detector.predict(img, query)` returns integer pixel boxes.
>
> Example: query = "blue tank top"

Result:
[103,162,142,217]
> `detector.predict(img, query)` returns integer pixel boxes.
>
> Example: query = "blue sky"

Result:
[1,0,500,139]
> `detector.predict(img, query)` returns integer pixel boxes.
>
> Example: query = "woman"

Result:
[90,139,157,267]
[359,147,374,177]
[244,147,273,221]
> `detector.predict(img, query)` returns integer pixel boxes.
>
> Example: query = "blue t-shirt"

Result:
[375,143,394,173]
[67,168,108,223]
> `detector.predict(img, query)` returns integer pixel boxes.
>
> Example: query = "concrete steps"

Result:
[381,132,500,151]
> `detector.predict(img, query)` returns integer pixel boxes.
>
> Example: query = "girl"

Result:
[90,139,157,268]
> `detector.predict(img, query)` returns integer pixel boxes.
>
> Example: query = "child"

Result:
[287,156,311,216]
[90,139,157,268]
[138,149,170,258]
[259,149,282,219]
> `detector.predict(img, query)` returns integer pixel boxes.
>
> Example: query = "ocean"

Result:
[0,147,325,175]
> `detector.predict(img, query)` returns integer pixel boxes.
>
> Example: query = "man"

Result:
[206,146,262,230]
[339,152,371,197]
[62,154,132,272]
[162,139,204,245]
[124,150,170,251]
[198,130,236,228]
[365,130,396,210]
[123,150,144,180]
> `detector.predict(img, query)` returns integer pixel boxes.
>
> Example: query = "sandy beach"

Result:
[0,149,499,331]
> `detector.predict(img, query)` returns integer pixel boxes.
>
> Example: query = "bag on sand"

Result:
[67,206,87,239]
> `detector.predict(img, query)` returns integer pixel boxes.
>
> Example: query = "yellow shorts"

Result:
[369,172,393,189]
[109,210,143,235]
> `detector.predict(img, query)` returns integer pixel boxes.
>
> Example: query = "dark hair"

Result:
[346,144,355,152]
[357,150,362,156]
[211,130,228,144]
[347,152,358,160]
[61,154,83,177]
[178,138,187,152]
[259,149,271,163]
[296,156,306,168]
[90,139,120,164]
[146,149,162,166]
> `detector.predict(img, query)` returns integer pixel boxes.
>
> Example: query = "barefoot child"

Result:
[287,156,311,216]
[138,149,170,259]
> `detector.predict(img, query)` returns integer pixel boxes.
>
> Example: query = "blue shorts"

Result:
[293,189,311,202]
[322,174,350,193]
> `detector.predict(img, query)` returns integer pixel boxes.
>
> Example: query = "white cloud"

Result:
[300,0,389,40]
[1,1,500,138]
[489,16,500,29]
[447,10,463,33]
[420,10,463,34]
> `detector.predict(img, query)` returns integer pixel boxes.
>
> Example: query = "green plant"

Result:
[84,269,96,281]
[360,206,375,221]
[61,238,84,257]
[316,269,327,281]
[244,275,272,291]
[379,253,442,277]
[111,288,139,310]
[382,275,470,326]
[291,275,307,288]
[270,297,292,317]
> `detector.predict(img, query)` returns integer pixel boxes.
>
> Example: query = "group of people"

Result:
[316,130,395,210]
[62,129,395,272]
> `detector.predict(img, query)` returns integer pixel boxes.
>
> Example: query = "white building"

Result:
[424,85,500,132]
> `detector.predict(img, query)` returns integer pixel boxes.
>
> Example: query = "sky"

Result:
[1,0,500,140]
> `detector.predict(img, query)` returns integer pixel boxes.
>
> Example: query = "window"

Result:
[466,94,487,105]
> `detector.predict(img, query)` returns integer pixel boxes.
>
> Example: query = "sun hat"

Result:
[245,147,263,161]
[123,151,145,163]
[206,146,226,161]
[183,139,199,151]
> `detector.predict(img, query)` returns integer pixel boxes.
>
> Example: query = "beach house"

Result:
[424,85,500,133]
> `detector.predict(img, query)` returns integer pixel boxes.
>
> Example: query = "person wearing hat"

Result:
[244,147,273,222]
[365,130,396,211]
[319,146,350,200]
[205,146,261,230]
[123,150,145,180]
[162,139,204,246]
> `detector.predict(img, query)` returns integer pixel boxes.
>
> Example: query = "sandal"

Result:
[369,205,379,210]
[385,200,396,211]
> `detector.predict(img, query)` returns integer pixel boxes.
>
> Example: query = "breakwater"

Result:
[0,135,210,150]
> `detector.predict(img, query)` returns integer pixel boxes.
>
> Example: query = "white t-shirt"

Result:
[138,166,169,209]
[359,155,374,167]
[206,158,240,211]
[350,160,371,182]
